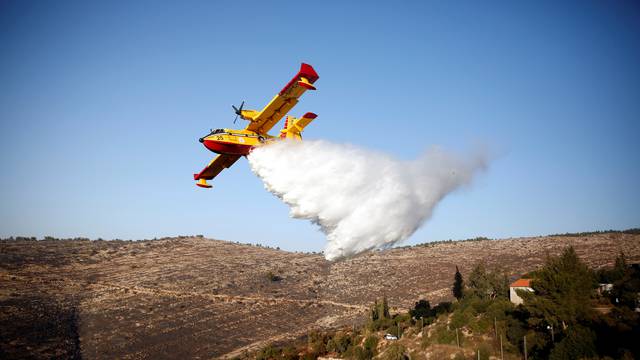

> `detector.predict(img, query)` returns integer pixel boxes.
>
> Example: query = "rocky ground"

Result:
[1,232,638,359]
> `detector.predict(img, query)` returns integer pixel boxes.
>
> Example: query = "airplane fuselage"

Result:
[199,128,274,156]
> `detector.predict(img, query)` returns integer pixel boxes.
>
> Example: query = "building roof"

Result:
[510,278,532,287]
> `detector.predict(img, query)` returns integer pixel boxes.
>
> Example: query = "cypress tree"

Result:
[453,265,464,300]
[379,296,390,319]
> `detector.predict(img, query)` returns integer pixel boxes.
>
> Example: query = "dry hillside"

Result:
[1,232,639,359]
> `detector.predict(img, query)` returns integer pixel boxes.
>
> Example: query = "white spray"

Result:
[248,140,488,261]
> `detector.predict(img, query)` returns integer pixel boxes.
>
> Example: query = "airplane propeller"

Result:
[232,101,245,124]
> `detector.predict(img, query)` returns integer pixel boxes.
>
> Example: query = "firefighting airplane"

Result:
[193,63,319,188]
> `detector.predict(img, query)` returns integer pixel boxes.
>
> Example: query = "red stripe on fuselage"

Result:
[203,139,252,156]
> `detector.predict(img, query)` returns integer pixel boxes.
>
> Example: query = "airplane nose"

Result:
[199,137,204,143]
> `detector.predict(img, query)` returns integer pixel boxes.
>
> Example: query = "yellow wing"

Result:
[244,63,319,135]
[193,154,240,188]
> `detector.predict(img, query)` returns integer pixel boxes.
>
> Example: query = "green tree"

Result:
[380,296,390,319]
[521,246,596,330]
[489,271,509,300]
[371,297,390,321]
[453,265,464,300]
[432,301,452,316]
[610,255,640,309]
[467,262,491,299]
[409,299,432,319]
[370,301,379,321]
[613,252,628,280]
[549,325,597,360]
[369,298,394,331]
[597,252,629,283]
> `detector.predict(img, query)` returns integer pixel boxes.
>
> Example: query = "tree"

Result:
[613,252,628,279]
[369,297,394,331]
[549,325,597,360]
[370,297,390,321]
[610,253,640,309]
[467,262,491,299]
[410,299,432,320]
[521,246,596,330]
[453,265,464,300]
[597,252,629,283]
[467,262,508,300]
[382,296,390,318]
[490,271,510,300]
[370,301,379,321]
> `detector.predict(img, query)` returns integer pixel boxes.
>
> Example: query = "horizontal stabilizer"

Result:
[280,112,318,140]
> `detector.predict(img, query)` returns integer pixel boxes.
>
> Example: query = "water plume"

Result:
[248,140,487,261]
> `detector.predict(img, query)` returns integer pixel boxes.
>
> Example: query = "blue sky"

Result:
[1,1,639,252]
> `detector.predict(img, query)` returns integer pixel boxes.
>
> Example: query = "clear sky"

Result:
[1,1,639,252]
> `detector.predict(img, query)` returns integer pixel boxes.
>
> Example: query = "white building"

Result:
[509,278,533,305]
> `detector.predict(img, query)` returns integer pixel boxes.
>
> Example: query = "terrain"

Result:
[1,232,639,359]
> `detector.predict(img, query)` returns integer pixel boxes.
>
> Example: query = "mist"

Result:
[248,140,488,261]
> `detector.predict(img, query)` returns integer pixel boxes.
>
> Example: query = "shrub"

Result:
[477,343,492,360]
[433,301,453,315]
[350,346,368,360]
[450,307,474,329]
[381,343,408,360]
[363,335,378,355]
[280,346,298,360]
[266,271,282,282]
[325,332,351,354]
[431,323,459,346]
[470,315,492,334]
[347,335,378,360]
[255,345,279,360]
[306,330,332,357]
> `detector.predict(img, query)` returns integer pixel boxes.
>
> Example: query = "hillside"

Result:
[1,232,639,359]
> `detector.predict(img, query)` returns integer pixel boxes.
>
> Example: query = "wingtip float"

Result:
[193,63,320,189]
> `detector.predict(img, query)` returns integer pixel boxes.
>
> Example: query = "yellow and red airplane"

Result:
[193,63,319,188]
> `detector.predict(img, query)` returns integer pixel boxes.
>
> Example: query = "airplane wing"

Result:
[245,63,319,134]
[193,154,241,188]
